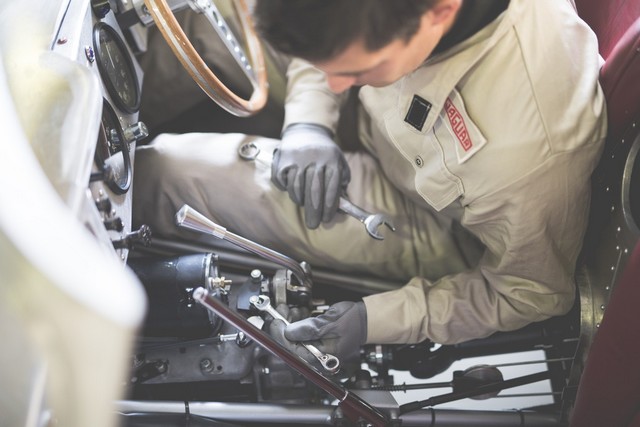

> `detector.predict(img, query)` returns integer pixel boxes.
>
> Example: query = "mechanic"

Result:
[133,0,607,365]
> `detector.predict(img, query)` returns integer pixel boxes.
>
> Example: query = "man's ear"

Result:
[429,0,463,27]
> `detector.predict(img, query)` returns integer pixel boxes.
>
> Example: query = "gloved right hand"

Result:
[267,304,320,366]
[267,302,366,374]
[285,301,367,363]
[271,123,350,229]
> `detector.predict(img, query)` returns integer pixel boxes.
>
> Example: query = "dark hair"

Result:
[253,0,438,62]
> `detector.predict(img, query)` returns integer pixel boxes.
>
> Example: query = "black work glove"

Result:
[284,301,367,363]
[271,123,351,229]
[267,304,322,365]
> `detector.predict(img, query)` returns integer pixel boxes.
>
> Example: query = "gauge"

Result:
[95,100,132,194]
[93,22,141,114]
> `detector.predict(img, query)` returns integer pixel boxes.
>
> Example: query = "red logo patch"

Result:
[444,98,472,152]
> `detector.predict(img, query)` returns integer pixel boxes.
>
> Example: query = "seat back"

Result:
[599,18,640,139]
[569,1,640,425]
[576,0,640,138]
[576,0,640,59]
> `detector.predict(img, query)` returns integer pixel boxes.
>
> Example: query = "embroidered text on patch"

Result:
[444,98,472,151]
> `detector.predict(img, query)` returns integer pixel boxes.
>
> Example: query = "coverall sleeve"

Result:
[363,146,602,345]
[283,58,344,133]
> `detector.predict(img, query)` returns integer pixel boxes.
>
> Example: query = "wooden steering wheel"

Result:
[143,0,268,117]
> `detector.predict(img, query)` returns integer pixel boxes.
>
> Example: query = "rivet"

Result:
[605,286,611,291]
[596,323,600,328]
[600,304,605,310]
[415,156,424,167]
[84,46,95,63]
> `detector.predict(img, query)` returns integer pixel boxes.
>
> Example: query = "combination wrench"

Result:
[337,197,396,240]
[249,294,341,374]
[238,141,396,240]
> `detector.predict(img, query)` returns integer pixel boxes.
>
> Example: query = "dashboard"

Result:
[39,0,263,262]
[49,0,152,262]
[0,1,154,425]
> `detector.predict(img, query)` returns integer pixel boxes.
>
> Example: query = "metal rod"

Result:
[176,204,312,292]
[494,392,561,398]
[400,408,563,426]
[373,381,453,392]
[116,401,564,426]
[192,287,390,426]
[491,357,574,368]
[141,236,402,293]
[399,371,551,415]
[116,401,334,425]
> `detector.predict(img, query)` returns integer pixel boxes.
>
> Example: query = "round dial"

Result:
[93,22,141,114]
[95,100,132,194]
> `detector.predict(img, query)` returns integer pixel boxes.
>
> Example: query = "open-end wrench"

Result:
[238,141,396,240]
[338,197,396,241]
[249,294,341,374]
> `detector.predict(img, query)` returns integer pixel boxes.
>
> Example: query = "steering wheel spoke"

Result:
[191,0,257,83]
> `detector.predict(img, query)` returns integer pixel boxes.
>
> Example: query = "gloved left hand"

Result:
[284,301,367,363]
[271,123,350,229]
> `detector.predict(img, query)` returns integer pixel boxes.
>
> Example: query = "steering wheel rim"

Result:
[143,0,268,117]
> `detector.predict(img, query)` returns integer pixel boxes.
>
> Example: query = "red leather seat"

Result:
[570,1,640,425]
[570,241,640,427]
[599,17,640,139]
[576,0,640,59]
[576,0,640,138]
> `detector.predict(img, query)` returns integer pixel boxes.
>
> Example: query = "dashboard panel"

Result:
[49,0,148,262]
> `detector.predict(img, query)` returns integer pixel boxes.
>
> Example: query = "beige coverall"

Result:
[133,0,607,345]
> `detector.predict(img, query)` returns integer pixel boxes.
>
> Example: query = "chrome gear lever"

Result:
[175,204,312,293]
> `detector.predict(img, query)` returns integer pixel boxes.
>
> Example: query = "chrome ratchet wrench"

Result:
[249,294,340,374]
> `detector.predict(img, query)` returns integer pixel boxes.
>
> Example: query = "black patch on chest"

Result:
[404,95,432,131]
